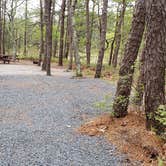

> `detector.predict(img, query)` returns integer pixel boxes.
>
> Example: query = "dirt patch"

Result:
[78,111,166,165]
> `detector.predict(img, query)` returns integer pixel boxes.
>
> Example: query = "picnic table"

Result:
[0,55,12,64]
[0,54,19,64]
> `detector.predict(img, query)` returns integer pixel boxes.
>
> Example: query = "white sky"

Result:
[28,0,39,10]
[27,0,115,11]
[12,0,124,19]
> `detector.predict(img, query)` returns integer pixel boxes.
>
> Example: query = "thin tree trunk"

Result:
[90,0,95,44]
[112,0,126,68]
[113,0,146,117]
[53,14,60,58]
[11,0,17,60]
[72,0,82,77]
[108,38,115,66]
[144,0,166,132]
[2,0,6,54]
[64,24,69,59]
[0,0,2,54]
[67,0,73,70]
[44,0,53,76]
[23,0,28,56]
[85,0,91,67]
[42,0,47,71]
[95,0,108,78]
[42,41,47,70]
[108,4,120,66]
[39,0,44,66]
[58,0,66,66]
[97,2,102,38]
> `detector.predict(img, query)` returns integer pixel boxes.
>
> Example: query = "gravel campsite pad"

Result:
[0,64,134,166]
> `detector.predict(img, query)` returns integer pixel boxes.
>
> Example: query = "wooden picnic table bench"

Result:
[0,55,12,64]
[0,54,20,64]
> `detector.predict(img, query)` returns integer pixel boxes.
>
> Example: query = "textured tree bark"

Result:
[133,48,145,106]
[44,0,53,76]
[95,0,108,78]
[73,27,82,77]
[53,15,60,58]
[42,42,47,71]
[58,0,66,66]
[67,0,73,70]
[2,0,6,54]
[108,5,119,66]
[85,0,91,67]
[0,0,2,54]
[108,38,115,66]
[144,0,166,132]
[69,0,82,77]
[64,0,71,60]
[112,0,126,68]
[11,0,17,60]
[64,25,69,59]
[113,0,146,117]
[23,0,28,57]
[42,0,47,71]
[39,0,44,66]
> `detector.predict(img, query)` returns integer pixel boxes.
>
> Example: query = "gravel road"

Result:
[0,64,135,166]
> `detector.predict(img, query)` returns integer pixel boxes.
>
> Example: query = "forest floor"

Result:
[0,62,137,165]
[78,111,166,166]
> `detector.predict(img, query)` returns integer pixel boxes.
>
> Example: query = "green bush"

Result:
[155,105,166,140]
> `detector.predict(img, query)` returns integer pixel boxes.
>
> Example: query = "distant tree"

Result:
[10,0,18,60]
[44,0,53,76]
[2,0,7,54]
[39,0,44,66]
[85,0,91,67]
[67,0,82,76]
[23,0,28,56]
[112,0,126,68]
[0,0,2,54]
[95,0,108,78]
[58,0,66,66]
[72,0,82,77]
[67,0,73,70]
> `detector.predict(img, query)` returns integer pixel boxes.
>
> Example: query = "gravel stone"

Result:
[0,65,138,166]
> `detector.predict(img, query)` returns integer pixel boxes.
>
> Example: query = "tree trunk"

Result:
[95,0,108,78]
[113,0,146,117]
[23,0,28,56]
[85,0,91,67]
[144,0,166,132]
[64,23,69,59]
[39,0,44,66]
[0,0,2,54]
[2,0,6,54]
[42,41,47,70]
[72,1,82,77]
[133,46,146,106]
[58,0,66,66]
[108,38,115,66]
[53,14,60,58]
[11,0,17,60]
[112,0,126,68]
[67,0,73,70]
[44,0,53,76]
